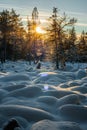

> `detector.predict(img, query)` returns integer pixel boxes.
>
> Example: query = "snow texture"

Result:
[0,61,87,130]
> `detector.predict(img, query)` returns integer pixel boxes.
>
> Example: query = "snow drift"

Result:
[0,61,87,130]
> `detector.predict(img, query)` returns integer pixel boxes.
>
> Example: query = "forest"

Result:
[0,7,87,69]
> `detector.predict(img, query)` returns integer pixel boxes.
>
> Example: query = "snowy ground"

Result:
[0,60,87,130]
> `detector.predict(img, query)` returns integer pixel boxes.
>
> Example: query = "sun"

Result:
[36,26,46,34]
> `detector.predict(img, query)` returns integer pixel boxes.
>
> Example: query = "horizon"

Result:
[0,0,87,34]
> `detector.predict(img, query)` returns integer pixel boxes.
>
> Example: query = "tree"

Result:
[47,7,77,69]
[77,31,87,62]
[67,27,77,62]
[26,17,34,54]
[0,9,24,61]
[31,7,40,63]
[0,9,11,62]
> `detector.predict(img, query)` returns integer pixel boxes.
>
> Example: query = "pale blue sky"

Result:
[0,0,87,34]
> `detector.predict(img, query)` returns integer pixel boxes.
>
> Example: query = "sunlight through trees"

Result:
[0,7,87,68]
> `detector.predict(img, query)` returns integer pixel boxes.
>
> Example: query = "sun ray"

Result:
[36,26,46,34]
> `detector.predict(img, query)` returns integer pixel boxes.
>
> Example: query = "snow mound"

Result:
[71,83,87,94]
[76,69,86,79]
[31,120,82,130]
[0,105,55,122]
[7,86,42,98]
[56,94,80,107]
[0,74,30,82]
[0,61,87,130]
[2,84,27,92]
[59,104,87,121]
[37,96,58,105]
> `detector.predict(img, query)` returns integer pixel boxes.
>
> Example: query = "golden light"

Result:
[36,26,46,34]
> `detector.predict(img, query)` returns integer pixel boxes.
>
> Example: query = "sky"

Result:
[0,0,87,34]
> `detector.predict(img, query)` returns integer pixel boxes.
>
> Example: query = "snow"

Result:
[0,61,87,130]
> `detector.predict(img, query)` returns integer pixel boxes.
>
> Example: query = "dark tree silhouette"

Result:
[67,27,77,62]
[0,9,24,61]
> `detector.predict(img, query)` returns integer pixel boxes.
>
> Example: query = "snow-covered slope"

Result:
[0,61,87,130]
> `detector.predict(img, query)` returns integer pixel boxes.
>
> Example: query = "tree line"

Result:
[0,7,87,69]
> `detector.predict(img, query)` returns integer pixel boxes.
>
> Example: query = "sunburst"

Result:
[36,26,46,34]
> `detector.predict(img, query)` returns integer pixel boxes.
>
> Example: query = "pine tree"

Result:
[47,7,77,69]
[0,9,24,61]
[68,27,77,62]
[31,7,40,63]
[77,31,87,62]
